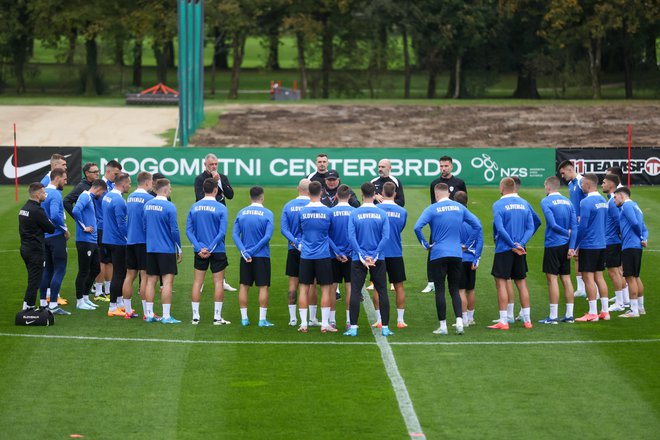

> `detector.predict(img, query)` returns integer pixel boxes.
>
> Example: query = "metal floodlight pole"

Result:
[177,0,188,146]
[178,0,205,146]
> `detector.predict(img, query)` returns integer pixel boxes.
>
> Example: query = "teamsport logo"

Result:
[471,154,499,182]
[645,157,660,177]
[2,154,71,179]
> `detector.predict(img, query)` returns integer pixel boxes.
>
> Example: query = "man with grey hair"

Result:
[371,159,405,207]
[194,153,237,291]
[194,153,234,205]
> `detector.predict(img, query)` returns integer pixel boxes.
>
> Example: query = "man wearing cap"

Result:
[321,170,360,208]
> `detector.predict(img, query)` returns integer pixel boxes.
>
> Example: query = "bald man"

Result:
[371,159,405,207]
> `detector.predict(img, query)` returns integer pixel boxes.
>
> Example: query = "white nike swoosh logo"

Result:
[25,320,35,325]
[3,154,71,179]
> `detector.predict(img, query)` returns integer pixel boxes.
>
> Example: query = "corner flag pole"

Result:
[13,123,18,202]
[627,124,632,187]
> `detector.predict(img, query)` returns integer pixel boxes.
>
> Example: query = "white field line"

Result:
[362,289,427,440]
[0,332,658,347]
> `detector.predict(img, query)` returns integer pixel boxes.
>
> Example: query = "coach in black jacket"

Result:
[63,162,100,217]
[19,183,55,309]
[371,159,405,207]
[194,153,234,204]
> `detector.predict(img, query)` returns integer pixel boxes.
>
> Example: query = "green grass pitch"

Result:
[0,184,658,439]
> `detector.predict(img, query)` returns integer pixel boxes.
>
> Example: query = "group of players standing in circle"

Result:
[18,152,647,336]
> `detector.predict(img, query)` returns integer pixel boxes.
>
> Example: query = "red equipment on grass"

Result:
[126,83,179,105]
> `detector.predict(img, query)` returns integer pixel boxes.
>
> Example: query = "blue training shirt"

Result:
[415,198,482,260]
[299,201,338,259]
[605,196,621,246]
[94,177,115,230]
[72,190,97,244]
[568,174,586,218]
[144,196,181,254]
[232,203,274,259]
[491,194,535,253]
[461,220,484,264]
[280,196,309,250]
[101,189,127,245]
[619,199,648,250]
[540,192,578,249]
[575,192,608,250]
[43,184,67,239]
[186,196,229,254]
[126,189,154,245]
[330,202,355,257]
[348,203,390,262]
[377,200,408,258]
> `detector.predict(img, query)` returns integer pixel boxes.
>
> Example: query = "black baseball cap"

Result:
[325,170,339,180]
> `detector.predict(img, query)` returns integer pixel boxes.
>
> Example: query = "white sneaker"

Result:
[84,299,98,308]
[421,282,434,293]
[432,327,448,335]
[191,318,200,325]
[638,308,646,315]
[608,304,626,312]
[223,280,237,292]
[289,319,298,326]
[309,319,321,327]
[366,282,374,290]
[455,325,464,335]
[574,289,586,298]
[390,284,395,291]
[213,318,231,325]
[76,302,95,310]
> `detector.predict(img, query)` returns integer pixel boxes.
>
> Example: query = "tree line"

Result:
[0,0,658,99]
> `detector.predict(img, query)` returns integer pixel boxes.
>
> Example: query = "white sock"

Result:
[104,281,111,294]
[456,317,463,328]
[522,307,530,323]
[576,276,585,291]
[462,312,468,322]
[47,288,51,299]
[141,300,147,315]
[397,308,405,323]
[49,301,58,309]
[240,308,248,320]
[630,299,639,315]
[117,296,124,308]
[638,296,644,310]
[588,300,597,315]
[162,303,171,319]
[109,302,117,312]
[192,301,200,319]
[215,302,223,320]
[600,297,609,313]
[566,303,574,318]
[288,304,296,321]
[22,301,28,310]
[299,308,308,327]
[427,282,434,289]
[346,309,351,324]
[146,302,154,318]
[467,309,474,321]
[329,310,336,323]
[506,303,514,320]
[440,320,447,331]
[77,298,84,307]
[40,299,47,307]
[309,305,317,321]
[259,307,267,321]
[124,298,132,314]
[95,283,103,296]
[499,310,508,324]
[615,290,624,306]
[321,307,330,327]
[549,304,558,320]
[623,285,630,304]
[375,309,382,324]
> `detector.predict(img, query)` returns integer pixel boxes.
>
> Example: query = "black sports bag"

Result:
[15,307,54,326]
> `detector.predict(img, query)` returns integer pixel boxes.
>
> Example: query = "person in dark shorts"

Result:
[187,178,231,325]
[455,191,483,327]
[539,176,577,324]
[232,187,275,327]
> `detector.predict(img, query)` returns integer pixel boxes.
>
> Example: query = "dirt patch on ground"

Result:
[193,104,660,148]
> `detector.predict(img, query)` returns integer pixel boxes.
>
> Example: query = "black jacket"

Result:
[19,200,55,252]
[320,188,361,208]
[371,175,405,207]
[429,176,467,203]
[194,171,234,204]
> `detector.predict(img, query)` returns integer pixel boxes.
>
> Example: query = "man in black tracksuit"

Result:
[63,162,100,217]
[19,183,55,310]
[371,159,405,207]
